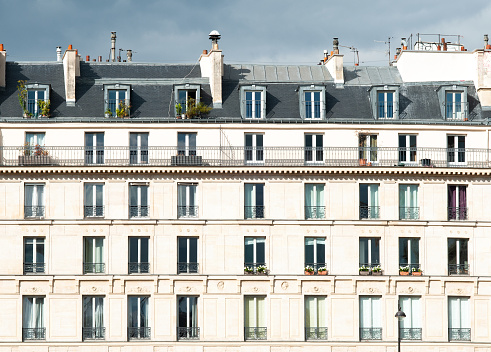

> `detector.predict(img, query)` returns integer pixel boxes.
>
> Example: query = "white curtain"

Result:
[245,296,265,327]
[140,297,149,327]
[95,297,104,329]
[305,184,313,207]
[23,297,33,329]
[35,298,44,329]
[245,184,253,207]
[306,296,326,328]
[449,297,469,329]
[191,297,198,327]
[316,185,324,206]
[400,296,421,329]
[369,185,379,207]
[360,296,380,328]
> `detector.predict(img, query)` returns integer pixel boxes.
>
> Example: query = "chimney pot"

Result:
[209,30,221,50]
[0,44,4,51]
[110,31,117,62]
[333,37,339,54]
[56,46,62,61]
[86,55,90,61]
[98,56,102,62]
[203,49,208,55]
[441,38,445,44]
[68,44,73,50]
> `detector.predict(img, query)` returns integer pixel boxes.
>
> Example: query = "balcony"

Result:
[177,262,199,274]
[83,327,105,340]
[23,327,46,341]
[128,327,150,340]
[245,327,267,340]
[84,263,105,274]
[84,205,104,218]
[448,207,468,220]
[449,328,471,341]
[24,263,45,274]
[129,205,149,218]
[449,264,469,275]
[399,207,420,220]
[359,206,380,219]
[245,205,265,219]
[305,206,326,219]
[305,327,328,340]
[400,328,422,340]
[177,327,200,340]
[2,146,490,168]
[177,205,198,218]
[128,262,150,274]
[24,206,45,218]
[360,327,382,340]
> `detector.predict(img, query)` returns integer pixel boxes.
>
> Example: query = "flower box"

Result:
[399,271,410,276]
[19,155,51,166]
[359,271,370,276]
[171,155,203,166]
[317,270,328,275]
[372,271,383,276]
[304,271,314,275]
[412,271,422,276]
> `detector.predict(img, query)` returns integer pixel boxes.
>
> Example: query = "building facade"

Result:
[0,34,491,351]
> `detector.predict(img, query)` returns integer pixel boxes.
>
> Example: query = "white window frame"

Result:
[446,91,464,120]
[104,84,131,116]
[399,184,418,220]
[245,133,264,164]
[129,132,149,165]
[84,183,104,218]
[128,237,149,274]
[177,183,198,218]
[128,296,149,328]
[447,135,466,165]
[84,132,104,165]
[359,134,378,163]
[84,237,105,273]
[23,296,45,330]
[398,134,417,165]
[305,296,327,329]
[174,84,201,116]
[24,183,45,218]
[305,134,324,164]
[177,132,197,156]
[299,86,326,120]
[399,238,419,267]
[359,237,380,266]
[399,296,421,332]
[377,91,395,119]
[240,85,266,119]
[244,183,265,219]
[438,85,468,121]
[304,237,326,266]
[359,296,382,330]
[24,237,45,273]
[370,85,399,120]
[244,237,266,266]
[359,184,379,219]
[25,84,50,117]
[129,184,149,218]
[83,296,104,336]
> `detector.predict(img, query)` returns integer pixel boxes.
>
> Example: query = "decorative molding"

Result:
[217,281,225,290]
[281,281,289,290]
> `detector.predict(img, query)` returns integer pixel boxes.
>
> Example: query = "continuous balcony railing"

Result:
[177,327,200,340]
[400,328,422,340]
[449,328,471,341]
[129,205,149,218]
[245,327,267,340]
[177,205,198,218]
[24,206,45,218]
[128,262,150,274]
[449,263,469,275]
[305,327,328,340]
[360,327,382,340]
[2,146,491,168]
[305,206,326,219]
[359,206,380,219]
[245,205,265,219]
[83,263,105,274]
[84,205,104,218]
[128,327,151,340]
[399,207,420,220]
[23,327,46,340]
[83,327,105,340]
[177,262,199,274]
[24,263,45,274]
[448,207,468,220]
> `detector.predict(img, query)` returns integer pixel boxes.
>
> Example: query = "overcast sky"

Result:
[1,0,490,66]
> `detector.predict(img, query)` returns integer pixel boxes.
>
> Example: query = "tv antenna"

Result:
[374,37,393,65]
[339,44,359,66]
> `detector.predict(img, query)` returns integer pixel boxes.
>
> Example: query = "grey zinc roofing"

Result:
[344,66,402,85]
[224,64,332,82]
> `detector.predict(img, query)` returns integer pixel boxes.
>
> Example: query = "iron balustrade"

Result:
[449,328,471,341]
[305,206,326,219]
[177,262,199,274]
[245,206,265,219]
[84,205,104,218]
[177,327,200,340]
[359,206,380,219]
[83,263,105,274]
[23,328,46,340]
[400,328,422,340]
[360,327,382,340]
[24,263,45,274]
[1,146,491,168]
[245,327,267,340]
[83,327,105,340]
[445,102,468,120]
[24,206,45,218]
[378,101,394,118]
[244,262,267,274]
[177,206,198,218]
[106,99,130,117]
[304,263,327,274]
[399,207,420,220]
[305,327,328,340]
[128,262,150,274]
[448,207,468,220]
[129,205,149,218]
[449,264,469,275]
[398,263,421,275]
[127,327,150,340]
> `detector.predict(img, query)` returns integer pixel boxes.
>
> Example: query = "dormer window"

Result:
[26,84,50,118]
[370,86,399,119]
[104,84,131,117]
[240,85,266,119]
[299,86,326,119]
[174,84,201,116]
[438,85,468,121]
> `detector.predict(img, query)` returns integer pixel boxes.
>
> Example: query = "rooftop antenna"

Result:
[374,36,393,66]
[339,44,359,66]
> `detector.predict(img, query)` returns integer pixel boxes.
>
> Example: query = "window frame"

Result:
[244,295,267,340]
[398,237,420,271]
[244,133,264,164]
[25,84,50,118]
[128,237,149,274]
[438,85,468,121]
[244,183,265,219]
[104,84,131,117]
[240,85,266,119]
[129,183,149,218]
[304,184,325,219]
[299,86,326,120]
[359,183,380,219]
[305,296,328,340]
[358,134,378,164]
[399,296,422,340]
[22,296,45,340]
[24,237,45,274]
[304,134,324,164]
[359,237,381,268]
[177,295,199,340]
[448,185,468,220]
[399,184,419,220]
[174,84,201,116]
[24,183,45,218]
[177,183,198,218]
[85,132,104,165]
[359,295,382,340]
[82,295,105,340]
[448,238,469,275]
[83,236,105,274]
[127,295,150,340]
[84,183,104,218]
[448,296,471,341]
[369,85,399,120]
[398,134,417,165]
[244,237,266,271]
[447,135,466,165]
[177,237,199,274]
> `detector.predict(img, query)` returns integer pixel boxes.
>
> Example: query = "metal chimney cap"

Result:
[209,30,221,40]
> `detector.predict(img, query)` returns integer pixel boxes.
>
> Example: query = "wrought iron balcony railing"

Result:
[400,328,422,340]
[245,327,267,340]
[304,263,327,274]
[177,327,200,340]
[449,328,471,341]
[177,262,199,274]
[84,205,104,218]
[129,205,149,218]
[305,327,328,340]
[24,206,45,218]
[83,263,105,274]
[359,206,380,219]
[128,262,150,274]
[305,206,326,219]
[449,264,469,275]
[23,327,46,340]
[3,146,491,168]
[360,327,382,340]
[448,207,468,220]
[83,327,105,340]
[399,207,420,220]
[24,263,45,274]
[245,205,265,219]
[177,205,198,218]
[128,327,151,340]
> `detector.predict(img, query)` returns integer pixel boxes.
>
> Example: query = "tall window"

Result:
[178,296,199,340]
[359,296,382,340]
[129,184,149,218]
[26,85,49,117]
[398,135,417,164]
[178,89,197,114]
[24,237,44,274]
[177,132,197,156]
[245,134,264,164]
[447,135,466,165]
[305,184,325,219]
[448,238,468,275]
[25,132,45,155]
[359,134,377,164]
[128,237,149,274]
[25,184,45,218]
[85,132,104,165]
[359,184,379,219]
[83,296,104,340]
[129,133,148,165]
[84,237,104,274]
[245,91,263,119]
[178,237,198,274]
[304,91,322,119]
[377,91,394,118]
[177,183,198,218]
[448,297,470,341]
[305,134,323,164]
[244,183,265,219]
[245,296,266,340]
[399,296,422,340]
[84,183,104,218]
[305,296,327,340]
[128,296,150,340]
[23,296,45,340]
[399,185,418,220]
[244,237,265,273]
[448,185,467,220]
[305,237,325,274]
[359,238,380,269]
[399,238,420,274]
[446,91,464,120]
[106,89,127,117]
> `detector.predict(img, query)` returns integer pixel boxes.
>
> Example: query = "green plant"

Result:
[116,101,130,118]
[185,97,212,119]
[304,266,314,273]
[17,80,31,117]
[244,266,253,273]
[256,265,267,273]
[38,99,50,117]
[399,266,410,272]
[372,265,382,273]
[318,266,327,272]
[175,103,183,116]
[105,108,113,117]
[23,143,48,156]
[411,267,422,272]
[359,265,369,272]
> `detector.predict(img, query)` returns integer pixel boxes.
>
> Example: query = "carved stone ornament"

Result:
[217,281,225,290]
[92,286,98,292]
[31,287,39,293]
[253,286,259,293]
[281,281,289,290]
[313,286,319,293]
[186,286,192,292]
[360,287,381,294]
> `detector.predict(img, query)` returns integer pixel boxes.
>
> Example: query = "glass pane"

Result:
[410,238,419,264]
[255,184,264,206]
[359,184,368,207]
[85,184,93,206]
[448,239,457,265]
[178,237,187,263]
[83,297,93,328]
[399,238,408,265]
[359,238,368,265]
[256,238,265,264]
[305,238,314,264]
[129,238,139,262]
[25,239,33,263]
[371,239,380,264]
[245,134,252,147]
[316,238,325,264]
[178,297,187,327]
[129,186,138,207]
[189,238,198,263]
[244,237,254,263]
[459,240,468,264]
[36,240,44,263]
[140,238,148,263]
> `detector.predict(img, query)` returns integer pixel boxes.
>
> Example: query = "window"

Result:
[128,296,150,340]
[24,132,46,158]
[399,296,422,340]
[359,238,380,269]
[245,134,264,164]
[359,184,379,219]
[83,296,105,340]
[448,297,470,341]
[178,237,198,274]
[359,296,382,340]
[129,132,148,165]
[359,134,377,164]
[244,296,266,340]
[399,238,420,274]
[129,184,149,218]
[104,84,130,117]
[85,132,104,165]
[84,183,104,218]
[244,183,264,219]
[305,184,325,219]
[25,84,50,118]
[305,237,325,274]
[447,135,466,165]
[84,237,104,274]
[177,132,197,156]
[128,237,149,274]
[299,86,325,119]
[448,185,467,220]
[398,135,417,164]
[370,86,399,119]
[25,184,45,218]
[174,84,200,116]
[437,85,468,120]
[305,134,323,164]
[177,296,199,340]
[244,237,265,273]
[24,237,44,274]
[305,296,327,340]
[399,185,419,220]
[177,183,198,218]
[23,296,45,340]
[448,238,468,275]
[240,85,266,119]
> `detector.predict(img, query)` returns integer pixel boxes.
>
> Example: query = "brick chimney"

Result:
[200,30,223,108]
[0,44,6,88]
[325,38,344,85]
[63,45,80,106]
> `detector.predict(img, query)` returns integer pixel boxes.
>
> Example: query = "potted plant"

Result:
[38,99,51,117]
[411,267,422,276]
[175,103,184,119]
[256,265,268,275]
[304,266,314,275]
[116,101,130,118]
[371,265,382,275]
[317,266,328,275]
[359,265,370,275]
[105,108,113,118]
[185,97,212,119]
[399,266,410,276]
[19,143,50,165]
[244,266,254,275]
[17,80,31,118]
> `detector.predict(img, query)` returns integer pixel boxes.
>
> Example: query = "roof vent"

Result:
[209,30,221,50]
